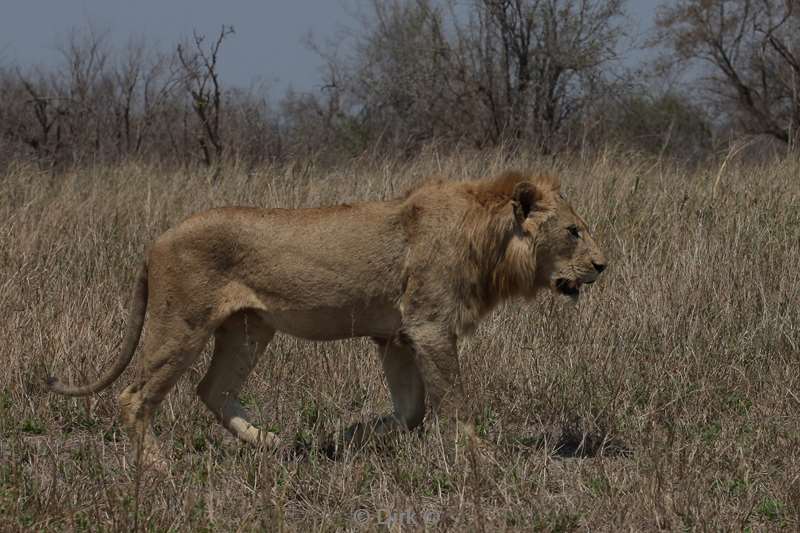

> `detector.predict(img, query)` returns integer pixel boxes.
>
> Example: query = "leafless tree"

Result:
[310,0,626,153]
[479,0,625,146]
[655,0,800,146]
[177,25,234,169]
[5,67,71,169]
[56,28,114,161]
[112,41,182,158]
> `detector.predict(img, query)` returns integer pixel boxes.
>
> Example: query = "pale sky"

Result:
[0,0,663,92]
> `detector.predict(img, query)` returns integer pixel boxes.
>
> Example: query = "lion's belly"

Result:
[259,303,402,341]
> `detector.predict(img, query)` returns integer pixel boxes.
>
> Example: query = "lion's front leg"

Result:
[404,323,476,440]
[323,338,426,457]
[405,322,496,471]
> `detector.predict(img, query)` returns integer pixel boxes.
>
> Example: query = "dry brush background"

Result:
[1,149,799,530]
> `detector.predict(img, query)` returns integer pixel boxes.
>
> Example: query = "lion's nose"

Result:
[592,261,606,273]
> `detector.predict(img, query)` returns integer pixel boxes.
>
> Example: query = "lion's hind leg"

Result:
[118,319,210,470]
[197,311,279,448]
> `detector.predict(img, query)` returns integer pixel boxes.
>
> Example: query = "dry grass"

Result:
[1,148,799,531]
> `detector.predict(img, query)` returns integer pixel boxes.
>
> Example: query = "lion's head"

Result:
[504,174,607,301]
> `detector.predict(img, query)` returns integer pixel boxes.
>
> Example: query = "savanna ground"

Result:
[1,148,798,531]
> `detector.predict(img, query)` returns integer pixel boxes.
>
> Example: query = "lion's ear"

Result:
[512,181,542,222]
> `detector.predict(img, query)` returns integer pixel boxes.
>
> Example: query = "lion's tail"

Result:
[47,261,149,397]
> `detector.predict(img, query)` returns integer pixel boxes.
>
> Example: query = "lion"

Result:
[47,170,607,465]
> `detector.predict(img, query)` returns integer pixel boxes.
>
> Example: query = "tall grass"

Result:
[1,149,798,530]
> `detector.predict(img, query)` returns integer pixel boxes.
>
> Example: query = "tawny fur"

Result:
[48,169,607,465]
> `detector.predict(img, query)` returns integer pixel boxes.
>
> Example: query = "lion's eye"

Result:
[568,225,580,239]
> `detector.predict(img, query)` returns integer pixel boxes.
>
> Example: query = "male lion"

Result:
[47,170,606,464]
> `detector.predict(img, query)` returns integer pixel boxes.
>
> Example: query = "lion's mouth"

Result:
[555,278,582,297]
